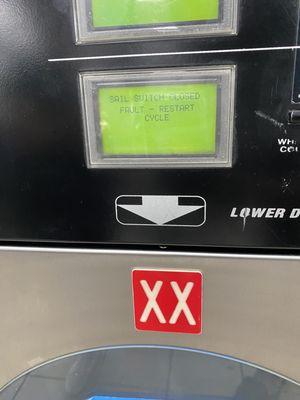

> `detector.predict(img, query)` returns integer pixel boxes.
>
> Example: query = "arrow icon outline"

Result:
[115,195,206,227]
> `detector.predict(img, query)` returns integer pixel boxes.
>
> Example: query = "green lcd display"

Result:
[98,83,218,157]
[91,0,220,28]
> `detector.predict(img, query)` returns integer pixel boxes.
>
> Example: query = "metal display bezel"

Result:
[80,67,236,169]
[73,0,239,44]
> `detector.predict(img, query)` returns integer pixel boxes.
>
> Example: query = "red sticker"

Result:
[132,269,203,334]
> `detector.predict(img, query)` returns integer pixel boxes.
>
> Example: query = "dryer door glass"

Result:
[0,346,299,399]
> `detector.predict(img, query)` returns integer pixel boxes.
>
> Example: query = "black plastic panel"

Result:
[0,0,300,249]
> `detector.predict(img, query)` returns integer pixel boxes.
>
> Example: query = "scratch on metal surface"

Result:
[242,216,248,231]
[255,111,287,134]
[282,178,292,194]
[241,208,250,231]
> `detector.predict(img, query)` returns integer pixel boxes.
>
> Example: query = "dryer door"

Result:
[0,346,299,400]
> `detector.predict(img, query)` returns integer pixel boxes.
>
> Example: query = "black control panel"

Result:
[0,0,300,250]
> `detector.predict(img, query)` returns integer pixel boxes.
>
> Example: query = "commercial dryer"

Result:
[0,0,300,399]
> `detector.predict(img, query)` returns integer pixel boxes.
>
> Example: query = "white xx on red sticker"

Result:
[132,269,203,334]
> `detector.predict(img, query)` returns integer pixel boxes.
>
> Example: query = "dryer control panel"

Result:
[0,0,300,250]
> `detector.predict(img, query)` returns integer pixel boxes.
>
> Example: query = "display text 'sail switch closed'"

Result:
[132,269,203,334]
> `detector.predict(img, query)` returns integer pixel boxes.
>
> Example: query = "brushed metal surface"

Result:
[0,247,300,387]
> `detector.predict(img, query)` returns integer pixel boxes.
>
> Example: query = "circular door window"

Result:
[0,346,299,400]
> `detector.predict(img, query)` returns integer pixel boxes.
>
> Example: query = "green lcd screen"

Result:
[98,83,218,157]
[91,0,220,28]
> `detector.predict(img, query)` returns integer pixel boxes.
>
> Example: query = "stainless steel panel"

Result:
[0,247,299,387]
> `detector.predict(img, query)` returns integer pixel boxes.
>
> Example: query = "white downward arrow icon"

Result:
[117,196,205,226]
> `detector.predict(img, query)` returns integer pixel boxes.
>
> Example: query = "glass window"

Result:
[0,347,299,400]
